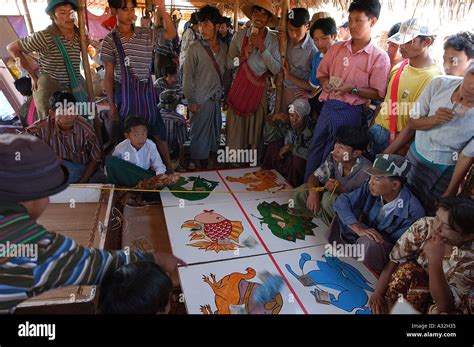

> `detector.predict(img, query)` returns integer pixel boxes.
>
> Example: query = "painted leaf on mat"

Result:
[168,176,219,201]
[256,201,317,242]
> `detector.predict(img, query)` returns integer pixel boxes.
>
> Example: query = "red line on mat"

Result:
[216,169,308,314]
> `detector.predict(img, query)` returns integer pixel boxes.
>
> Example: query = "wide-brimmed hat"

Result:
[241,0,279,27]
[45,0,77,14]
[0,134,69,202]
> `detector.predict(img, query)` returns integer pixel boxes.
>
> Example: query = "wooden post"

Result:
[77,0,102,142]
[21,0,34,34]
[274,0,288,114]
[233,0,239,32]
[84,0,90,31]
[14,0,21,15]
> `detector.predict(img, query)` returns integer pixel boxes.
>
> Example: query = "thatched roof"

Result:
[3,0,111,12]
[3,0,472,20]
[188,0,472,20]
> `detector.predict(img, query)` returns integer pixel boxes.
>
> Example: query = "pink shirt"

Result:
[317,40,390,105]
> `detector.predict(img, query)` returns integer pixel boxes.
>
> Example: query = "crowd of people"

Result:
[1,0,473,315]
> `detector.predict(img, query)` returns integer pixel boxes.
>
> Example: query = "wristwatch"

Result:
[351,86,359,95]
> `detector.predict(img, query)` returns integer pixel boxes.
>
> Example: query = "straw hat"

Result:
[241,0,279,27]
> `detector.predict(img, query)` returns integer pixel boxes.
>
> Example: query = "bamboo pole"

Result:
[21,0,34,34]
[233,0,239,32]
[77,0,102,143]
[274,0,288,114]
[84,0,90,31]
[14,0,22,17]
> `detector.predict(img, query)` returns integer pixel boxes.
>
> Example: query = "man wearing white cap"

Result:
[369,18,442,157]
[262,99,315,187]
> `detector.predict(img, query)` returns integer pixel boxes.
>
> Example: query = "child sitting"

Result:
[98,261,172,314]
[262,99,315,187]
[369,197,474,314]
[331,154,425,273]
[106,115,166,188]
[158,89,189,171]
[291,125,372,226]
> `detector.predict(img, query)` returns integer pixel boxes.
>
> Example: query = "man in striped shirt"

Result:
[25,92,103,184]
[101,0,177,173]
[0,134,186,313]
[7,0,84,120]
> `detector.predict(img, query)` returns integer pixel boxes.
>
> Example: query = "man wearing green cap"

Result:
[331,154,424,274]
[7,0,87,120]
[0,134,186,312]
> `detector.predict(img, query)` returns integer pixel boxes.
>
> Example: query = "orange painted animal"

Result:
[200,267,283,315]
[226,170,287,192]
[201,267,256,314]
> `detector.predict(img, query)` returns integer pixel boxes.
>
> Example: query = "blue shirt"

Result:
[309,51,323,88]
[334,181,425,244]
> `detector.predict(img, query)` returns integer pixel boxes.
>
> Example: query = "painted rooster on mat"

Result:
[181,210,244,252]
